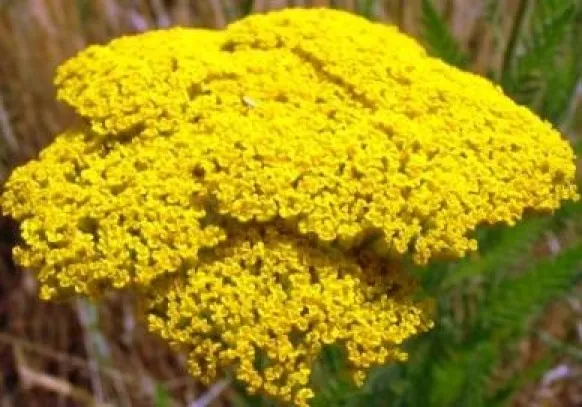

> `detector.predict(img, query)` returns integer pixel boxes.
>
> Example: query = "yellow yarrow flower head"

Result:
[146,224,431,404]
[0,7,578,406]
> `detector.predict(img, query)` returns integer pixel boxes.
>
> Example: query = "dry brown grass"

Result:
[0,1,580,406]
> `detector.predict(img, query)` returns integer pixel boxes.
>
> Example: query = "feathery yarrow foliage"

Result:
[0,8,578,406]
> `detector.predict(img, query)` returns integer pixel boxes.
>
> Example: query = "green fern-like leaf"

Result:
[442,218,550,289]
[482,241,582,336]
[430,342,497,407]
[429,241,582,407]
[538,3,582,122]
[503,0,576,104]
[539,56,579,123]
[420,0,468,68]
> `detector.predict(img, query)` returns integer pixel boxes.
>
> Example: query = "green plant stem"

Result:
[502,0,530,75]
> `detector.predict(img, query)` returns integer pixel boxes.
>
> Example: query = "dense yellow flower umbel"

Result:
[1,7,578,406]
[147,225,430,405]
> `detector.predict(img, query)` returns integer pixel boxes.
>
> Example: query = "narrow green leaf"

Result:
[240,0,254,17]
[420,0,468,68]
[357,0,378,19]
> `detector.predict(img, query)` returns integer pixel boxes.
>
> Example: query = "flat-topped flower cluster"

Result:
[1,8,577,406]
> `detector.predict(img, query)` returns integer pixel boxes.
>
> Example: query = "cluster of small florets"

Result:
[147,225,430,405]
[1,8,578,406]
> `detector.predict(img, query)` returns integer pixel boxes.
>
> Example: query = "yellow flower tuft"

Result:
[147,225,432,405]
[1,7,578,405]
[2,129,227,297]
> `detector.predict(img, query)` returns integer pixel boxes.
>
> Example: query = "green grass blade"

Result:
[420,0,468,68]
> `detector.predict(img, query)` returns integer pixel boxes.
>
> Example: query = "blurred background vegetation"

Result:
[0,0,581,406]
